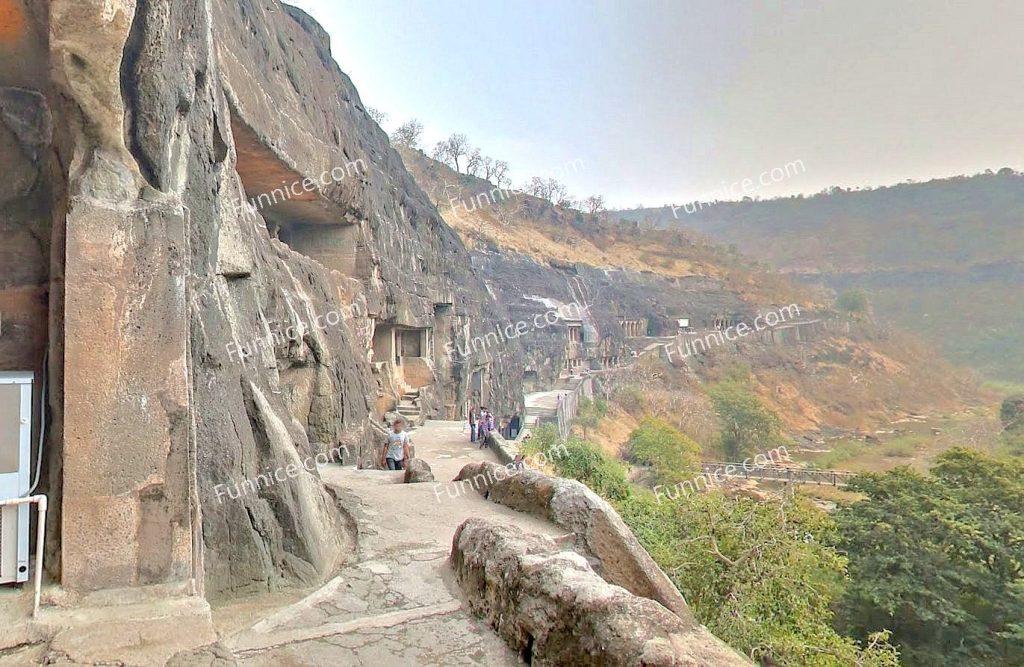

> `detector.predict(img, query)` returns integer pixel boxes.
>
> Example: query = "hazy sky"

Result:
[285,0,1024,208]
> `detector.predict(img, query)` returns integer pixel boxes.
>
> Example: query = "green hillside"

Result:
[620,171,1024,381]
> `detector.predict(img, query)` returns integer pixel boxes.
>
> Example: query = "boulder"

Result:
[403,458,435,483]
[453,461,689,618]
[451,518,750,666]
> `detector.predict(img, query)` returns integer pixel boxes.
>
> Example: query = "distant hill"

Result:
[618,171,1024,381]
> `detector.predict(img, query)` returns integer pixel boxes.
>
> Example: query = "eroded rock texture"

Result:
[451,518,750,666]
[454,461,689,617]
[3,0,523,598]
[472,250,752,389]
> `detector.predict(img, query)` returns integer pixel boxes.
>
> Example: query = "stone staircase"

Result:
[396,389,422,424]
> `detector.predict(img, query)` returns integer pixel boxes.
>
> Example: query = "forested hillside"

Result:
[619,171,1024,381]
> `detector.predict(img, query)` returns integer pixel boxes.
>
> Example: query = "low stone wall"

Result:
[451,518,750,666]
[452,461,688,618]
[483,431,518,466]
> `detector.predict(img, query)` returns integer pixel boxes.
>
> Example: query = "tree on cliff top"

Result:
[366,106,388,126]
[391,119,424,149]
[433,133,471,172]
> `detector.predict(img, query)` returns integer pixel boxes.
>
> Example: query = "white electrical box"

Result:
[0,372,32,584]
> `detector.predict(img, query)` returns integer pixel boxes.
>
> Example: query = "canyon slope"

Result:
[399,147,983,437]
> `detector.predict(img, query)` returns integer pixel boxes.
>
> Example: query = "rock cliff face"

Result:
[472,249,752,388]
[4,0,522,599]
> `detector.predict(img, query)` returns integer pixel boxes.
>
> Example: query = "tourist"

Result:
[381,417,411,471]
[478,409,491,448]
[468,408,477,443]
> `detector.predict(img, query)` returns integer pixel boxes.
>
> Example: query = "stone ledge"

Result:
[484,431,519,465]
[453,461,689,619]
[450,518,750,666]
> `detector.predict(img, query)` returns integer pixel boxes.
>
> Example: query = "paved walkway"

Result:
[219,420,566,666]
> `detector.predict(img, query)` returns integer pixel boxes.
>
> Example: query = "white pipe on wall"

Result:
[0,494,46,617]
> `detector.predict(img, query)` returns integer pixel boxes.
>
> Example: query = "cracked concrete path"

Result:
[218,420,567,666]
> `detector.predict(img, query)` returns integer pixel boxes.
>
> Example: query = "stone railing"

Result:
[555,376,592,441]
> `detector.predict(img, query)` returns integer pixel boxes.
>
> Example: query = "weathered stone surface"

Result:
[2,0,530,599]
[211,0,525,424]
[471,250,753,388]
[454,461,689,618]
[451,518,750,666]
[61,201,193,591]
[403,458,435,483]
[168,642,239,667]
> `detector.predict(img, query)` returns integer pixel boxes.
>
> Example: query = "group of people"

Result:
[469,408,495,448]
[379,406,527,472]
[468,408,523,448]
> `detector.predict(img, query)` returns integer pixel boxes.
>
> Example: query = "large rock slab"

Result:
[453,461,689,617]
[451,518,750,666]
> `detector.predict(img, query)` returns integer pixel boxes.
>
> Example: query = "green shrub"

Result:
[836,289,869,313]
[626,417,701,486]
[707,381,784,459]
[836,449,1024,666]
[521,425,631,501]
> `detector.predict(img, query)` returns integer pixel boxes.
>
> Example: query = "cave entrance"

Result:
[398,328,425,359]
[230,111,367,278]
[619,318,647,338]
[277,222,361,278]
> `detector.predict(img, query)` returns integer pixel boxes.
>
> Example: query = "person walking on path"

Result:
[478,409,490,448]
[468,408,477,443]
[381,417,411,470]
